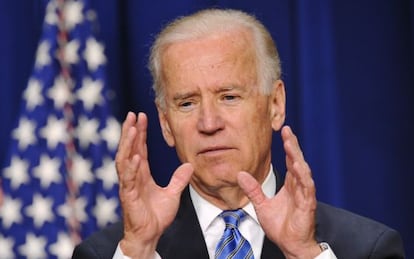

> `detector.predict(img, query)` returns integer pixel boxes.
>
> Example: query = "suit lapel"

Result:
[157,187,209,259]
[260,236,285,258]
[261,169,285,258]
[157,169,285,258]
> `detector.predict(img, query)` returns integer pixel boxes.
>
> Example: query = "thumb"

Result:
[167,163,193,195]
[237,171,266,207]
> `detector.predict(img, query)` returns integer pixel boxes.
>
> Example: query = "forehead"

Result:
[160,29,258,88]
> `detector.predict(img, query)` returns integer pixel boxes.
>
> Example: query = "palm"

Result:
[121,161,190,242]
[238,126,317,257]
[255,181,315,248]
[116,112,193,256]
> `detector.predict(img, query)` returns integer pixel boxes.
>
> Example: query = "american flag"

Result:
[0,0,121,258]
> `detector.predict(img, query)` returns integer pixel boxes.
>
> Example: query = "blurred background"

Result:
[1,0,413,257]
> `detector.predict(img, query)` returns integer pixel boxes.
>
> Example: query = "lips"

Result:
[197,146,232,155]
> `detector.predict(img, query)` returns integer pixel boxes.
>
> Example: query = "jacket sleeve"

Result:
[370,228,405,259]
[71,221,124,259]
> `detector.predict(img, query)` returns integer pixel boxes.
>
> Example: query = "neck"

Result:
[190,169,270,210]
[191,183,250,210]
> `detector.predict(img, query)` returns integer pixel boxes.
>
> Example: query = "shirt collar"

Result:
[189,165,276,233]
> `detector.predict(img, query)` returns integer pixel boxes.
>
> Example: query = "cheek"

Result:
[169,121,197,160]
[245,124,272,148]
[243,109,273,147]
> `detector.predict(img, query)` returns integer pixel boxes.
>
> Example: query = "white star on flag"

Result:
[18,233,47,258]
[63,39,80,64]
[39,115,70,149]
[72,154,94,185]
[83,37,106,71]
[24,78,45,110]
[50,232,76,258]
[12,117,37,150]
[3,157,30,189]
[0,0,122,257]
[32,155,62,188]
[24,194,55,228]
[101,117,121,151]
[47,75,75,108]
[93,195,119,227]
[45,1,58,25]
[96,157,118,190]
[77,77,104,110]
[63,1,84,30]
[35,41,52,68]
[76,116,101,148]
[57,196,88,224]
[0,196,23,228]
[0,235,14,258]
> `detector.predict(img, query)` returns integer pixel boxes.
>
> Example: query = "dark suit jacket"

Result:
[72,174,405,258]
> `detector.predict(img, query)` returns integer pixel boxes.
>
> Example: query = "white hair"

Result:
[148,8,281,108]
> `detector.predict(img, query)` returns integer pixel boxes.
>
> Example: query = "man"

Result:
[72,9,405,259]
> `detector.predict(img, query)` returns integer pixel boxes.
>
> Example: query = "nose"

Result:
[197,100,224,134]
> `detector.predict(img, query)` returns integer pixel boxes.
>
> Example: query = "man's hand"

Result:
[116,112,193,259]
[237,125,320,259]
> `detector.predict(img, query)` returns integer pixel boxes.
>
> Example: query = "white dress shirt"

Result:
[113,166,337,259]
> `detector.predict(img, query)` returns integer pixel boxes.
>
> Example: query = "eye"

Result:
[222,94,240,103]
[178,100,196,111]
[180,101,193,107]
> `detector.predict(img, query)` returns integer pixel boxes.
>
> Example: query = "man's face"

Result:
[157,29,285,195]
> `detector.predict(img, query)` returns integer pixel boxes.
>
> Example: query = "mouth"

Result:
[197,146,233,156]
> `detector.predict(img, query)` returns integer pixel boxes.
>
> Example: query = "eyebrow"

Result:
[172,91,199,102]
[171,85,246,101]
[216,85,244,92]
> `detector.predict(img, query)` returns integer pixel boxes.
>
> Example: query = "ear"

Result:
[270,79,286,131]
[156,103,176,147]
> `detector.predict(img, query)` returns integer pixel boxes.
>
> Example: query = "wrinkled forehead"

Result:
[161,29,257,76]
[163,27,254,53]
[160,30,258,91]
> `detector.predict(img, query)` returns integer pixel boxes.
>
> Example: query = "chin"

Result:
[196,169,240,187]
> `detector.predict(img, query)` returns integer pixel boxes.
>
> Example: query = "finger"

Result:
[117,113,151,184]
[119,154,139,195]
[295,161,314,190]
[167,163,194,195]
[116,112,138,162]
[134,151,153,185]
[134,112,148,160]
[118,112,137,151]
[284,168,297,191]
[282,126,303,179]
[284,161,316,210]
[237,171,266,207]
[116,125,137,173]
[282,126,314,190]
[289,157,313,188]
[285,158,312,186]
[282,126,310,176]
[282,126,304,161]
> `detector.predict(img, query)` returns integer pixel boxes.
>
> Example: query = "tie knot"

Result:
[220,209,247,229]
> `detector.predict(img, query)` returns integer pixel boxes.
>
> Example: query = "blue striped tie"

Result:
[215,209,254,259]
